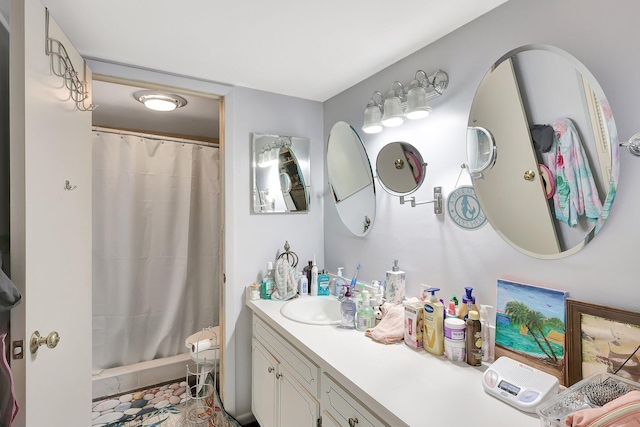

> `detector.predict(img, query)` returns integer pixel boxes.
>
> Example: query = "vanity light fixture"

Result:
[133,90,187,112]
[362,69,448,134]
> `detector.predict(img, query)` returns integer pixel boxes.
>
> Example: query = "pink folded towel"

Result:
[565,390,640,427]
[365,303,405,344]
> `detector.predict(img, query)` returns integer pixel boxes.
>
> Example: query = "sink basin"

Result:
[280,296,342,325]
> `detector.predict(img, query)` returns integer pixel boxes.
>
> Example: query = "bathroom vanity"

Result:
[247,298,539,427]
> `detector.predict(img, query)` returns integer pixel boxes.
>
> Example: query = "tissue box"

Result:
[404,303,424,350]
[537,372,640,427]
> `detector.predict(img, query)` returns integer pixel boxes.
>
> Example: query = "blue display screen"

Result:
[498,380,520,396]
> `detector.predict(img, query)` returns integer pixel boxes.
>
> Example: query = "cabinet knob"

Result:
[524,170,536,181]
[349,418,359,426]
[276,373,282,379]
[268,366,274,373]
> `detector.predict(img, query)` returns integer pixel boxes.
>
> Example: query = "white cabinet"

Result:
[252,316,320,427]
[252,339,278,427]
[321,373,387,427]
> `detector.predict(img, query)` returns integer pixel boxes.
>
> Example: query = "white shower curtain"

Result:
[92,131,220,370]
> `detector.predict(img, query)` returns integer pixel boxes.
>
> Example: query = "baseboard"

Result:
[234,412,256,425]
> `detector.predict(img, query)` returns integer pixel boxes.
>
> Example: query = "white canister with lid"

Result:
[444,317,466,341]
[444,338,466,362]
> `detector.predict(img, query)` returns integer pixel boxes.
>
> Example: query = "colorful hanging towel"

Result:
[543,118,602,227]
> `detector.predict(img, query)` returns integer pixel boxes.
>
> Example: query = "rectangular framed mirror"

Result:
[252,133,311,213]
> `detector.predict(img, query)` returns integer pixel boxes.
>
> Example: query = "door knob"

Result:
[30,331,60,354]
[523,170,536,181]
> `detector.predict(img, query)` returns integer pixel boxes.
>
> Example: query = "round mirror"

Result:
[376,142,426,196]
[327,121,376,237]
[467,44,619,259]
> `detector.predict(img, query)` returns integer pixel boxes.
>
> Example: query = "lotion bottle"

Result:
[310,255,318,296]
[422,288,444,355]
[385,259,405,305]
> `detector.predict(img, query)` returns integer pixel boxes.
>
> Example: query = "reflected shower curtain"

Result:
[92,132,220,370]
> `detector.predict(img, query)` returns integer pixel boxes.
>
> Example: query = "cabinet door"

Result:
[279,365,319,427]
[321,410,342,427]
[252,339,278,427]
[321,374,387,427]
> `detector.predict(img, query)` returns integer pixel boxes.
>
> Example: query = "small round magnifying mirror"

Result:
[376,142,426,196]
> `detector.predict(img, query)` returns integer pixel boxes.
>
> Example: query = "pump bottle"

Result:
[385,259,405,305]
[422,288,444,355]
[339,285,356,329]
[458,287,479,321]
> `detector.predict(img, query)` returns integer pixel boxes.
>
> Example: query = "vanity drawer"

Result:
[253,315,320,398]
[321,373,388,427]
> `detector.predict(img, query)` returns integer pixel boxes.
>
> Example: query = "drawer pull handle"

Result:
[268,367,274,373]
[276,373,283,379]
[349,418,359,427]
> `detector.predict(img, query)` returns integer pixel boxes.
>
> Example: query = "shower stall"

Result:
[90,80,222,398]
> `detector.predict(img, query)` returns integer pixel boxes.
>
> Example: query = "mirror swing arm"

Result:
[399,186,443,214]
[620,132,640,156]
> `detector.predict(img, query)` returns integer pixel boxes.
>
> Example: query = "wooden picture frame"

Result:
[566,298,640,386]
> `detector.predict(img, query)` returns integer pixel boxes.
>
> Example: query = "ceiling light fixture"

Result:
[133,90,187,112]
[362,69,448,134]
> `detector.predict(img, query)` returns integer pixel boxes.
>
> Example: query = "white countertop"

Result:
[246,297,540,427]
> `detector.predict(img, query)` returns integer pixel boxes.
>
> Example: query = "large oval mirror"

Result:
[376,142,426,196]
[327,121,376,236]
[468,45,619,259]
[252,133,310,213]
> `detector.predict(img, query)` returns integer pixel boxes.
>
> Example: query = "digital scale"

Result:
[482,356,559,413]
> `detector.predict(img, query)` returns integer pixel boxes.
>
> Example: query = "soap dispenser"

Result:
[339,285,356,329]
[458,287,479,321]
[385,259,405,305]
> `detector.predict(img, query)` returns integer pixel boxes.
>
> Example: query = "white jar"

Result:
[444,317,466,341]
[444,337,466,362]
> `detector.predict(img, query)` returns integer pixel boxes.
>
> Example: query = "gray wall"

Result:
[225,87,324,419]
[323,0,640,314]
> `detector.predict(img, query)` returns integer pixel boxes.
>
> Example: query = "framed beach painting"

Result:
[495,279,569,384]
[566,298,640,386]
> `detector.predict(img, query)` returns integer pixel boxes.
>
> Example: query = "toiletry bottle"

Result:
[303,260,313,286]
[385,259,405,305]
[458,287,479,321]
[260,262,275,299]
[333,267,346,295]
[339,285,356,329]
[479,305,493,362]
[356,291,373,331]
[310,256,318,296]
[318,270,331,296]
[299,275,308,296]
[422,288,444,355]
[465,310,482,366]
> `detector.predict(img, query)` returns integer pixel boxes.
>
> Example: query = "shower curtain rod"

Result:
[92,126,219,148]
